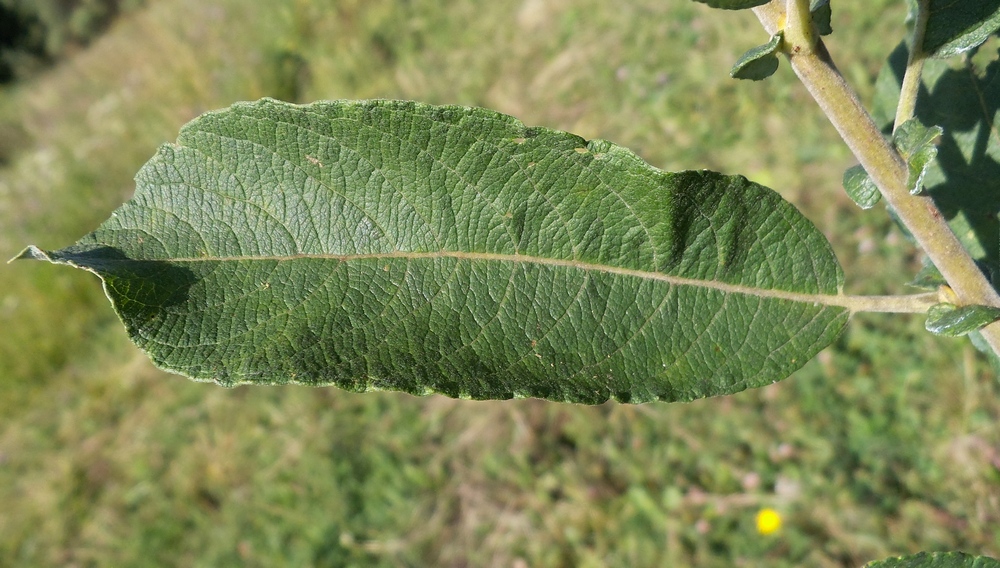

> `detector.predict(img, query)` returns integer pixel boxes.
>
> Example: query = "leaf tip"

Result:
[8,245,51,264]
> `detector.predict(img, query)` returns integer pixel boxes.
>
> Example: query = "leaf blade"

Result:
[893,118,943,195]
[731,32,783,81]
[22,99,848,403]
[811,0,833,36]
[926,302,1000,336]
[842,164,882,209]
[923,0,1000,58]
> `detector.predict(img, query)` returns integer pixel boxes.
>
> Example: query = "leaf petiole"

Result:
[838,292,938,314]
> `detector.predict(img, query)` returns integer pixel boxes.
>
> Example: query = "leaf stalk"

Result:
[840,292,938,314]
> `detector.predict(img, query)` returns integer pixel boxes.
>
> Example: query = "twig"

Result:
[783,0,816,55]
[894,0,929,131]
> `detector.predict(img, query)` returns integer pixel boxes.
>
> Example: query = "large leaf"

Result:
[16,99,848,403]
[922,0,1000,58]
[865,551,1000,568]
[874,40,1000,276]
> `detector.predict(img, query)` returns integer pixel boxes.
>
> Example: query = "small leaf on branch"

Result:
[922,0,1000,58]
[842,164,881,209]
[691,0,770,9]
[810,0,833,36]
[925,302,1000,336]
[17,99,849,404]
[908,260,946,290]
[864,551,1000,568]
[893,119,943,195]
[731,32,783,81]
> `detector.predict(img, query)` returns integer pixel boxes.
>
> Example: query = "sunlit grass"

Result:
[1,0,997,566]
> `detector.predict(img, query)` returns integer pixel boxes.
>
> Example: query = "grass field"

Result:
[1,0,999,566]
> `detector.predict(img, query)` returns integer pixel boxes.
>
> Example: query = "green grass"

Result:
[1,0,999,566]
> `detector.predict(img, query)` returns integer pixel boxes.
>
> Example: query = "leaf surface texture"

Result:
[922,0,1000,58]
[20,100,848,403]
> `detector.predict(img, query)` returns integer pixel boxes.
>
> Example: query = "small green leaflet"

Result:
[811,0,833,36]
[926,303,1000,336]
[16,99,849,404]
[908,260,946,290]
[731,32,783,81]
[865,551,1000,568]
[729,32,784,81]
[922,0,1000,58]
[842,164,881,209]
[893,119,943,195]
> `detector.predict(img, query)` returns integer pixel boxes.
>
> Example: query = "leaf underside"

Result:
[19,99,847,404]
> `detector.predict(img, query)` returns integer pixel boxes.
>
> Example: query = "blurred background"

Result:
[1,0,998,566]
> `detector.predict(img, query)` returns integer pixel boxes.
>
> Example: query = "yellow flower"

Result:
[756,508,782,535]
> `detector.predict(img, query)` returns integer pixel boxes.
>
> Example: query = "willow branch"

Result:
[752,1,1000,356]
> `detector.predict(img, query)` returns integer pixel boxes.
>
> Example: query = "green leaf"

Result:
[909,260,946,290]
[811,0,833,36]
[865,551,1000,568]
[892,118,943,195]
[691,0,770,9]
[873,41,1000,280]
[926,302,1000,336]
[731,32,783,81]
[842,164,881,209]
[922,0,1000,58]
[16,99,849,404]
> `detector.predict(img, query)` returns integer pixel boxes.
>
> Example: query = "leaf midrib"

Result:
[151,249,851,308]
